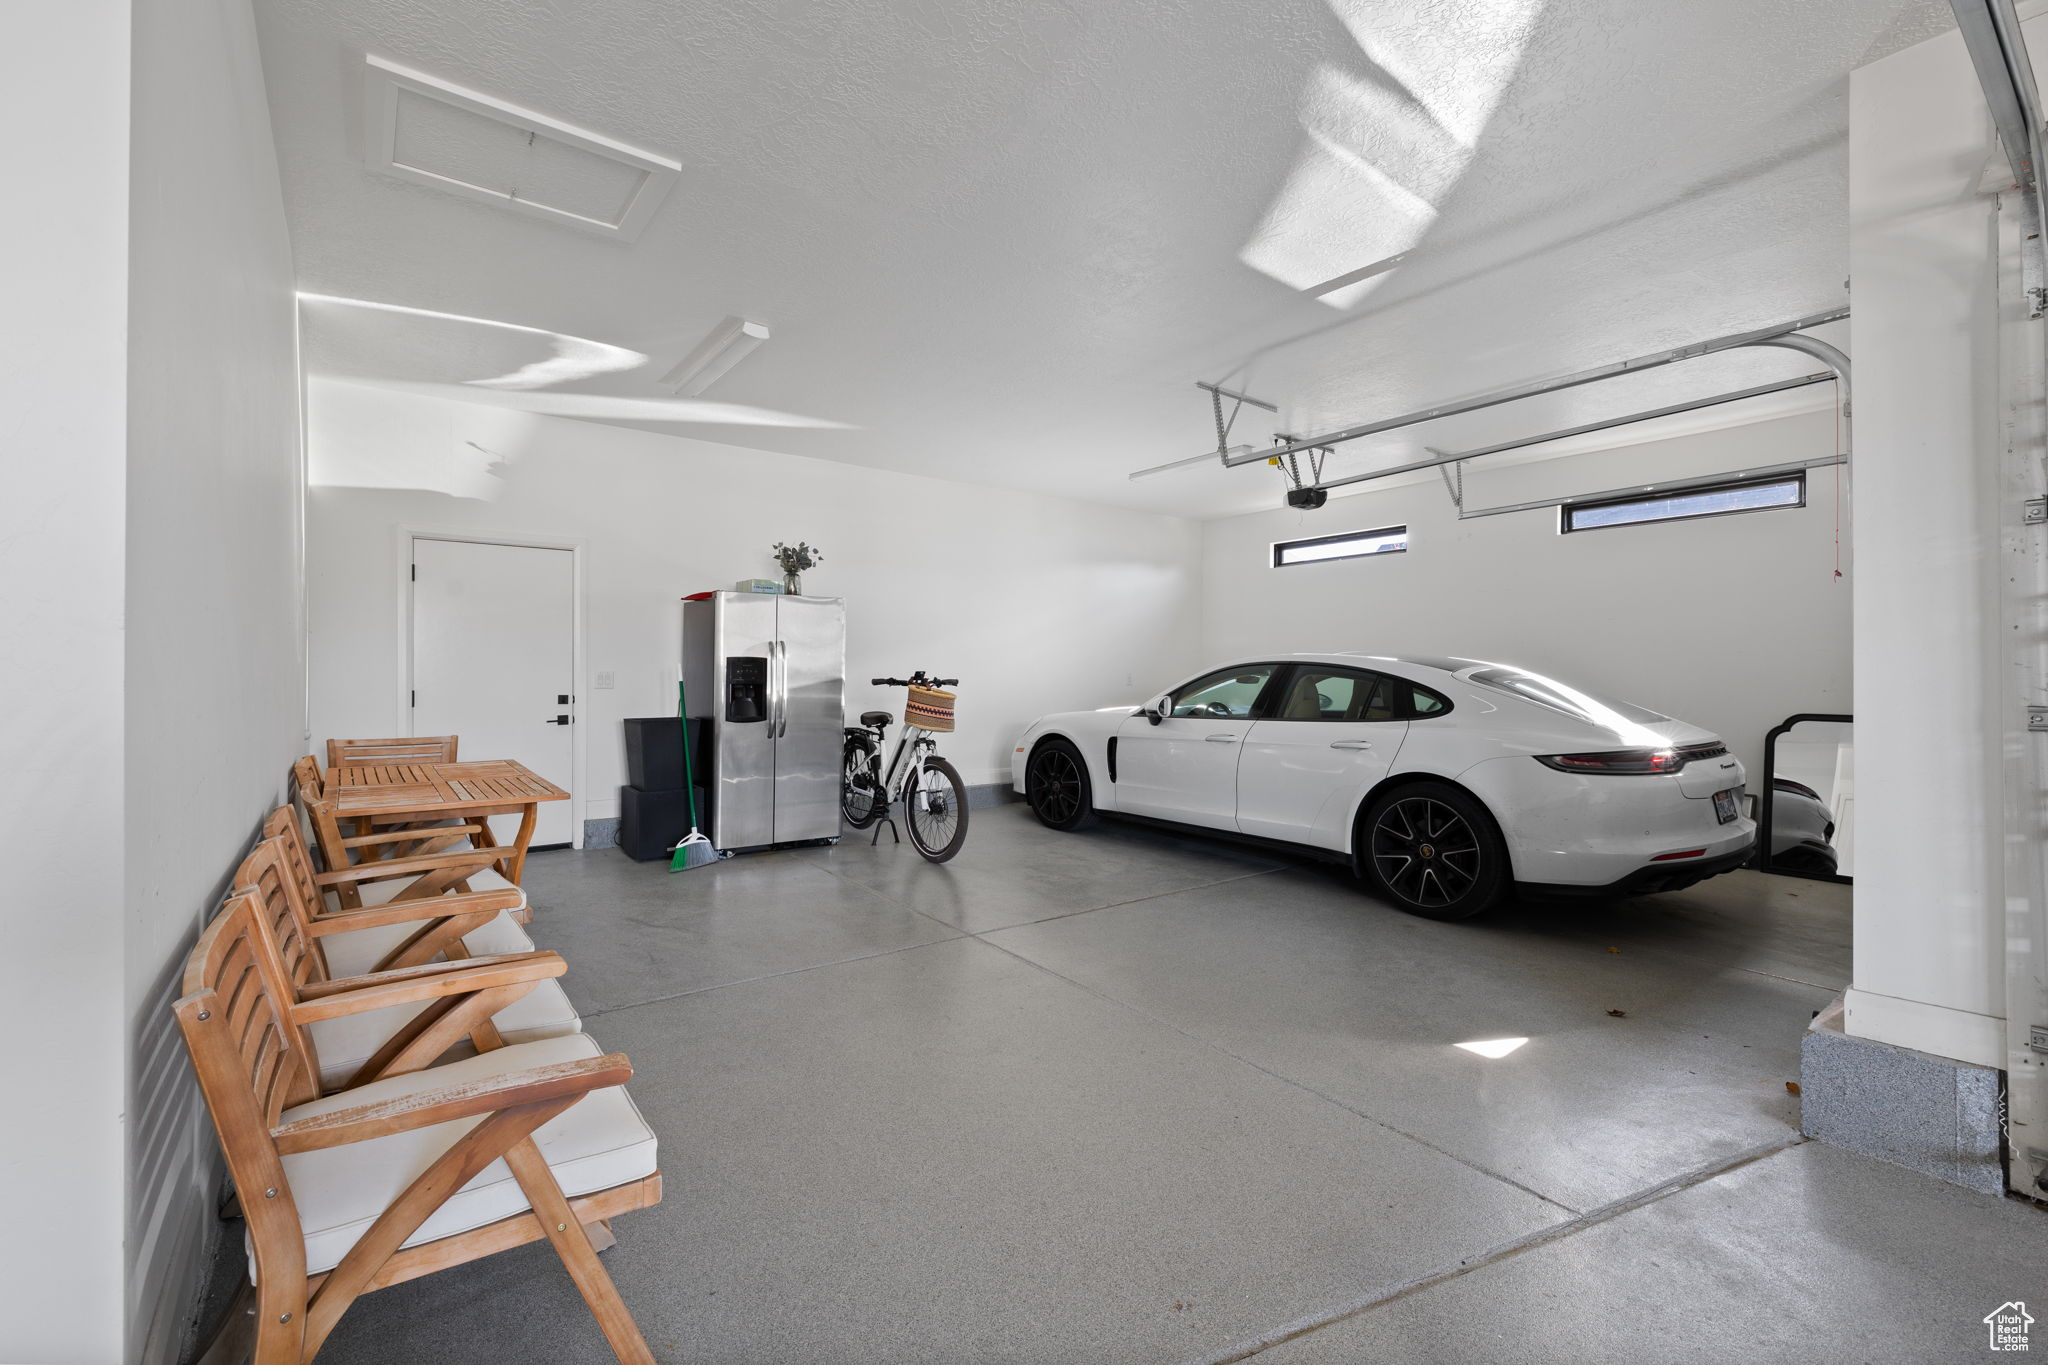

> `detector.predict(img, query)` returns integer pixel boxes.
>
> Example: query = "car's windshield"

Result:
[1463,666,1669,727]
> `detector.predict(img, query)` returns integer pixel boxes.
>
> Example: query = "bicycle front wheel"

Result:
[902,756,969,863]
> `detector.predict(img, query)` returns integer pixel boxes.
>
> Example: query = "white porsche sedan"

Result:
[1010,654,1755,920]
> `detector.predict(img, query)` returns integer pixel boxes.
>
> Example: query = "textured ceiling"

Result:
[258,0,1954,518]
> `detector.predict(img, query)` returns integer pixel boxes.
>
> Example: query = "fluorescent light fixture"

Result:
[1453,1037,1528,1059]
[661,317,771,396]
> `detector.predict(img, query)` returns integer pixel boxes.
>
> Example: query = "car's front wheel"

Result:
[1361,781,1508,920]
[1025,738,1097,831]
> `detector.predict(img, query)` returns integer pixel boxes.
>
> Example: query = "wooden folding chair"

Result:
[232,833,581,1092]
[327,734,459,767]
[179,891,660,1364]
[275,786,525,915]
[293,755,476,864]
[261,807,525,965]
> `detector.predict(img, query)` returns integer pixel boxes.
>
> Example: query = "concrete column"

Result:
[1844,25,2011,1069]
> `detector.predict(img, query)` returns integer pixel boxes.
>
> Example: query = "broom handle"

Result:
[677,680,701,830]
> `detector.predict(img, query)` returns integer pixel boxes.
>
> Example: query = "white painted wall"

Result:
[123,1,306,1358]
[1200,408,1852,783]
[0,6,131,1360]
[1841,21,2013,1070]
[306,379,1203,825]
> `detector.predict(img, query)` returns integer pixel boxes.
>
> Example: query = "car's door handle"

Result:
[1205,733,1239,744]
[1330,740,1372,750]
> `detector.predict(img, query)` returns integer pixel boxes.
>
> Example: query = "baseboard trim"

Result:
[1841,985,2005,1070]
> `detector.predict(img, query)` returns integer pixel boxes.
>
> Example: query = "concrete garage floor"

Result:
[258,806,2048,1363]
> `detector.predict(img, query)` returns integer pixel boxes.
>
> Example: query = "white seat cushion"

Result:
[317,908,533,979]
[305,973,582,1088]
[261,1032,657,1278]
[354,862,528,912]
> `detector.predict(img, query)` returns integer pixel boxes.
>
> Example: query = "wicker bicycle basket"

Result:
[904,684,957,733]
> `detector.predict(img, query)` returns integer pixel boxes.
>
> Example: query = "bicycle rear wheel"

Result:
[903,757,969,863]
[841,738,882,829]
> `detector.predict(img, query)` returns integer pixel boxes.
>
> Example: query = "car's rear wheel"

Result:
[1026,738,1097,831]
[1361,781,1508,920]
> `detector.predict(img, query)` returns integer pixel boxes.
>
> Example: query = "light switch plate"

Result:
[595,671,616,690]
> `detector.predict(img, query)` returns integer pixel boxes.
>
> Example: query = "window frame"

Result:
[1271,524,1409,568]
[1165,663,1287,722]
[1265,665,1401,724]
[1558,473,1805,535]
[1400,679,1455,720]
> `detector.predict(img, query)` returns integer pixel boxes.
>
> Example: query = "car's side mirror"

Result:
[1142,693,1171,726]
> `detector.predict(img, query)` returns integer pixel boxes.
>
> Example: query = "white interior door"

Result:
[411,537,575,847]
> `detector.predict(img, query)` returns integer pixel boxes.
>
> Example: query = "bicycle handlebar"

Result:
[871,673,959,688]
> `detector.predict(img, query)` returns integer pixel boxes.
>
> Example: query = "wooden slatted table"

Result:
[326,759,569,883]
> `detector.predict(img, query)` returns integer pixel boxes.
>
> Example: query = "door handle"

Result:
[773,640,788,738]
[548,715,570,726]
[1330,740,1373,750]
[1205,733,1239,744]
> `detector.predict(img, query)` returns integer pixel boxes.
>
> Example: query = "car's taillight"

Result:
[1536,749,1682,775]
[1534,741,1725,775]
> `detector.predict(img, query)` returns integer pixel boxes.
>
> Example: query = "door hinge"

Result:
[2025,497,2047,525]
[2031,707,2048,732]
[411,563,417,580]
[2031,1024,2048,1055]
[410,690,416,708]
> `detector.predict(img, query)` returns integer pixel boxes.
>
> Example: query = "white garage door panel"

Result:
[411,538,575,847]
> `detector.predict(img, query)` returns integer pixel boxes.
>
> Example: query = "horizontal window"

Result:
[1273,525,1408,567]
[1561,475,1803,534]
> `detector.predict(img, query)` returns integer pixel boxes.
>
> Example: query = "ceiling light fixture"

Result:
[661,317,771,396]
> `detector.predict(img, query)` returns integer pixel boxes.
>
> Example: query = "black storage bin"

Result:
[619,784,708,861]
[623,717,708,792]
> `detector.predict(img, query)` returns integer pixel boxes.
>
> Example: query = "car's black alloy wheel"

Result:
[1363,781,1507,920]
[1026,739,1096,831]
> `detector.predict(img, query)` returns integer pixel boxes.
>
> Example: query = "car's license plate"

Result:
[1713,786,1743,824]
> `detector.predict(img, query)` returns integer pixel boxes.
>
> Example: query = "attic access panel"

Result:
[363,54,681,241]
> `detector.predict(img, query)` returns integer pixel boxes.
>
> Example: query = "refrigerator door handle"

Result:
[773,639,788,738]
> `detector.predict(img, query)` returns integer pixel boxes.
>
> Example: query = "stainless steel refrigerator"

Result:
[682,592,846,851]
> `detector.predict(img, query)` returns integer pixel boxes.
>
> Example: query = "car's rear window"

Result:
[1463,667,1669,726]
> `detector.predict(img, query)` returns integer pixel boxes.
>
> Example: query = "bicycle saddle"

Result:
[860,710,894,729]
